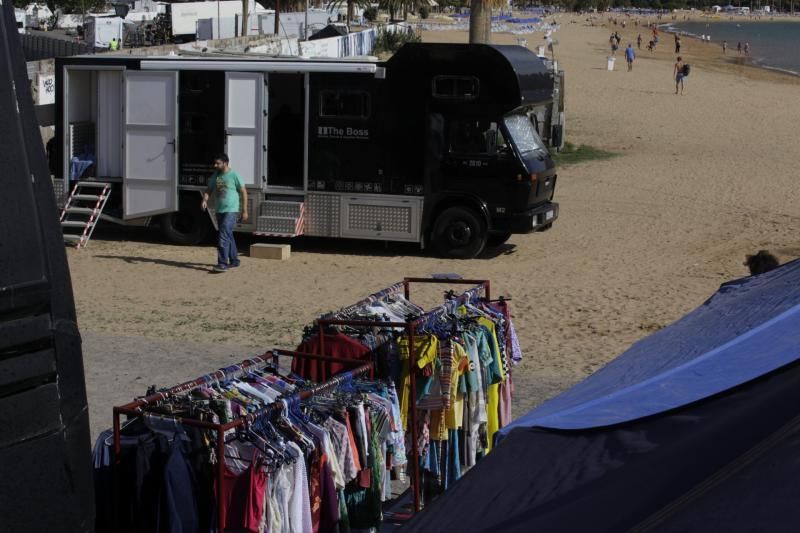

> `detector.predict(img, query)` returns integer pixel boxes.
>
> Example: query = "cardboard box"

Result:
[250,243,290,260]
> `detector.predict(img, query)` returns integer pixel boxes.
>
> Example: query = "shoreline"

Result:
[657,20,800,78]
[557,15,800,86]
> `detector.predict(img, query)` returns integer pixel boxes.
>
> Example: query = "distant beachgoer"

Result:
[625,43,635,71]
[674,56,686,95]
[737,41,742,54]
[675,35,681,53]
[722,40,727,54]
[637,33,642,49]
[744,250,779,276]
[744,42,751,56]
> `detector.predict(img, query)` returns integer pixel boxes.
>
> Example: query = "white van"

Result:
[15,9,26,34]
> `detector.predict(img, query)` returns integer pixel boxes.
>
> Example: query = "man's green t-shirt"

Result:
[207,170,244,213]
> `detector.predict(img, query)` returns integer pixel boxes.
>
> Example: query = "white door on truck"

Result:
[224,72,265,188]
[123,71,179,219]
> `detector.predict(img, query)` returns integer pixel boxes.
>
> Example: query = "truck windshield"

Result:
[504,114,546,155]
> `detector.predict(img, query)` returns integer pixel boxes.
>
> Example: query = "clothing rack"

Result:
[314,277,491,515]
[112,350,373,533]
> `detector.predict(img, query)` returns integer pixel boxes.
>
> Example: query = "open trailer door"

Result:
[123,70,178,219]
[224,71,265,188]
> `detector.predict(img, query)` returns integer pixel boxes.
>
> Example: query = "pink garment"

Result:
[498,374,513,428]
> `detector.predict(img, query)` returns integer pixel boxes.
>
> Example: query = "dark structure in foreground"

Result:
[0,2,94,530]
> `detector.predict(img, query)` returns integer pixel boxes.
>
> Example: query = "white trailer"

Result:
[85,16,124,48]
[15,8,26,34]
[171,0,268,37]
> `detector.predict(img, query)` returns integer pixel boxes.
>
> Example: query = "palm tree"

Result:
[469,0,506,44]
[327,0,372,26]
[381,0,430,21]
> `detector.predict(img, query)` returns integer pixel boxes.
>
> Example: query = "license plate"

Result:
[545,210,554,221]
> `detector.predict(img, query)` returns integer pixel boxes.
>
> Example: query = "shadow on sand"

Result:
[89,225,518,261]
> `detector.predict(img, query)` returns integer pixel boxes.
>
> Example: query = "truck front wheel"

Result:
[160,204,212,245]
[431,206,488,259]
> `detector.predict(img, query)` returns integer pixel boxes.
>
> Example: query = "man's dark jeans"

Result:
[215,212,239,267]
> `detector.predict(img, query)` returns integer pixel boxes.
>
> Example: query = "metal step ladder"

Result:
[60,182,111,248]
[255,200,304,237]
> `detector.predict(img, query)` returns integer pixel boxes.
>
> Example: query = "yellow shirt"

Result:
[398,334,439,430]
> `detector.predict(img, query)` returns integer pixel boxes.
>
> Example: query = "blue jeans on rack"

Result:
[216,212,239,267]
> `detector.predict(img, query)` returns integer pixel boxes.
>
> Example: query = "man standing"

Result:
[673,56,686,95]
[202,154,248,272]
[625,43,635,71]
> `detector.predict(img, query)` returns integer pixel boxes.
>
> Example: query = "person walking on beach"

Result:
[637,33,642,49]
[674,56,686,95]
[674,34,681,54]
[610,33,619,56]
[722,40,727,54]
[744,42,751,56]
[625,43,635,71]
[737,41,742,54]
[202,153,249,272]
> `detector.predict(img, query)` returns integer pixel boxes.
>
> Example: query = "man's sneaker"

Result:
[230,260,241,268]
[213,264,228,272]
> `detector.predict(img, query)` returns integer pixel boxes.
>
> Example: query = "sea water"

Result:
[668,20,800,76]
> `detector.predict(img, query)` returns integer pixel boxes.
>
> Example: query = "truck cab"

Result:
[382,43,559,257]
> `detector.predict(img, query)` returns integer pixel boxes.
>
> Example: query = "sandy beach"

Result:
[72,14,800,439]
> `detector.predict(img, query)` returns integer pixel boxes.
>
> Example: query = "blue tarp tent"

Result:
[406,259,800,532]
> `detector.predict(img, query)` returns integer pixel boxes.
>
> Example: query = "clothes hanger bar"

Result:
[319,282,406,320]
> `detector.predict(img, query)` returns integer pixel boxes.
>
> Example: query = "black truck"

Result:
[55,42,563,258]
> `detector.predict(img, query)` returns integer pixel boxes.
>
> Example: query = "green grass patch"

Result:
[552,142,616,166]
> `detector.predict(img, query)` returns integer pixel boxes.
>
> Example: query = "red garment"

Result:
[293,332,371,382]
[217,459,268,533]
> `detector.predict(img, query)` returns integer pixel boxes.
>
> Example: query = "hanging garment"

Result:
[218,454,268,533]
[293,332,372,382]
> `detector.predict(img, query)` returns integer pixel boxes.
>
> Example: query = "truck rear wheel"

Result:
[486,231,512,248]
[431,206,488,259]
[160,204,212,245]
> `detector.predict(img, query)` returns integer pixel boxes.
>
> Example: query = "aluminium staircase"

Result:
[60,182,111,248]
[255,200,304,237]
